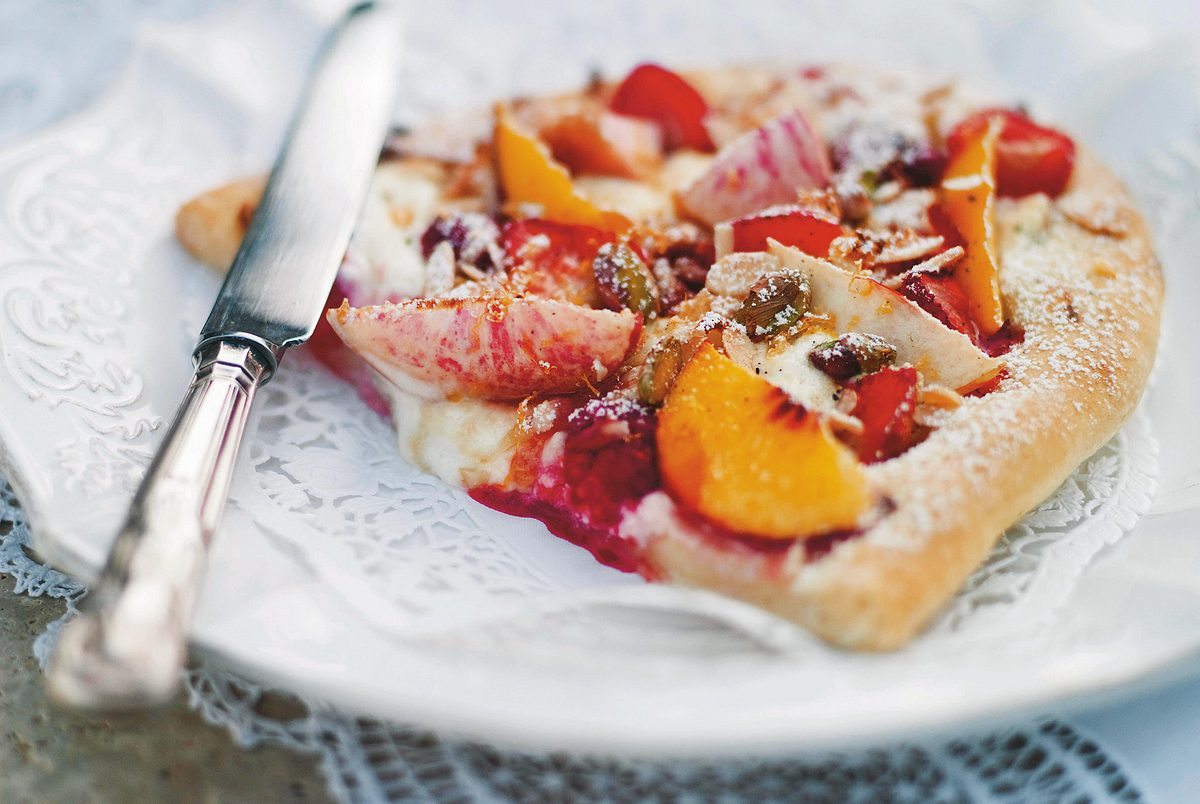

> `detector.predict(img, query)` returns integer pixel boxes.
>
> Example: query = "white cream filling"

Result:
[747,331,841,412]
[380,380,519,488]
[574,175,672,220]
[342,162,440,301]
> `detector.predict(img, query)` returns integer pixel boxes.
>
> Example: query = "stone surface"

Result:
[0,573,332,803]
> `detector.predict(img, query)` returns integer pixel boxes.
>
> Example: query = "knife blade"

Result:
[201,0,404,370]
[46,1,404,707]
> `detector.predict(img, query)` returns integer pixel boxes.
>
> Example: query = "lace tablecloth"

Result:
[4,0,1200,801]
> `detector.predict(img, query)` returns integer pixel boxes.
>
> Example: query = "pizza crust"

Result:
[174,175,265,273]
[174,68,1162,651]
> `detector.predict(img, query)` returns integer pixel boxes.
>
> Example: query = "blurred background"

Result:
[3,0,1198,163]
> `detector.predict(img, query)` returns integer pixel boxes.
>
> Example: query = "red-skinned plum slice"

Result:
[329,296,641,400]
[678,108,832,225]
[715,204,845,259]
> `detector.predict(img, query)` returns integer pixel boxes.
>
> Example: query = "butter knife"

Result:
[47,1,404,707]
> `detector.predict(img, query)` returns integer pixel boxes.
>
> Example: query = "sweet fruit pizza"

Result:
[176,63,1161,649]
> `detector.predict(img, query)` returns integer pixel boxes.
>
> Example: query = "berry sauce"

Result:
[305,278,392,419]
[472,397,660,575]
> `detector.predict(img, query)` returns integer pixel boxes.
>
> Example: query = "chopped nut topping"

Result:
[637,336,686,406]
[882,246,965,289]
[830,229,945,269]
[1058,194,1134,237]
[593,242,660,318]
[705,252,782,297]
[918,384,962,409]
[810,332,897,381]
[734,270,811,341]
[826,409,865,437]
[794,188,843,219]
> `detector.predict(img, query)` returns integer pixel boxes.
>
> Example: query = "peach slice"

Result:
[329,297,641,401]
[494,109,631,232]
[941,116,1004,335]
[768,242,1002,393]
[677,108,831,226]
[657,342,869,539]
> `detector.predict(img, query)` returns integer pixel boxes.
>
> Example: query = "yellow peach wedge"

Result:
[656,342,870,539]
[493,108,631,232]
[941,115,1005,335]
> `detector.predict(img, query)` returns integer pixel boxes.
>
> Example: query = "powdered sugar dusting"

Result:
[809,156,1161,566]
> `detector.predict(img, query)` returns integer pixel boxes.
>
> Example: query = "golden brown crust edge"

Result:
[645,150,1162,650]
[174,175,265,272]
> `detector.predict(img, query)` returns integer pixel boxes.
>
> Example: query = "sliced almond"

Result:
[770,241,1002,393]
[919,384,962,409]
[1058,193,1134,237]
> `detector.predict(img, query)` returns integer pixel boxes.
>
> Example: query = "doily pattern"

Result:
[931,412,1157,638]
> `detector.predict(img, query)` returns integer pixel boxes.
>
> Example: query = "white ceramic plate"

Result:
[4,0,1200,755]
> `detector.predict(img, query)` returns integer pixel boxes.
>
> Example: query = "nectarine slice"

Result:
[539,109,663,178]
[494,109,631,232]
[657,343,869,539]
[941,116,1005,335]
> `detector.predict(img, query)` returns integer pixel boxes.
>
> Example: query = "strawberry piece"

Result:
[979,321,1024,358]
[848,366,920,464]
[468,485,647,573]
[947,108,1075,198]
[899,266,1025,358]
[470,397,659,573]
[900,270,978,340]
[328,296,641,401]
[926,203,965,250]
[609,63,714,152]
[561,400,660,526]
[501,219,615,305]
[678,108,832,225]
[728,205,844,256]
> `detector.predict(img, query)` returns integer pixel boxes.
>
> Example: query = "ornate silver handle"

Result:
[46,340,269,707]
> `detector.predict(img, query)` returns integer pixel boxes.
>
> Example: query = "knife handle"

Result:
[46,340,269,707]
